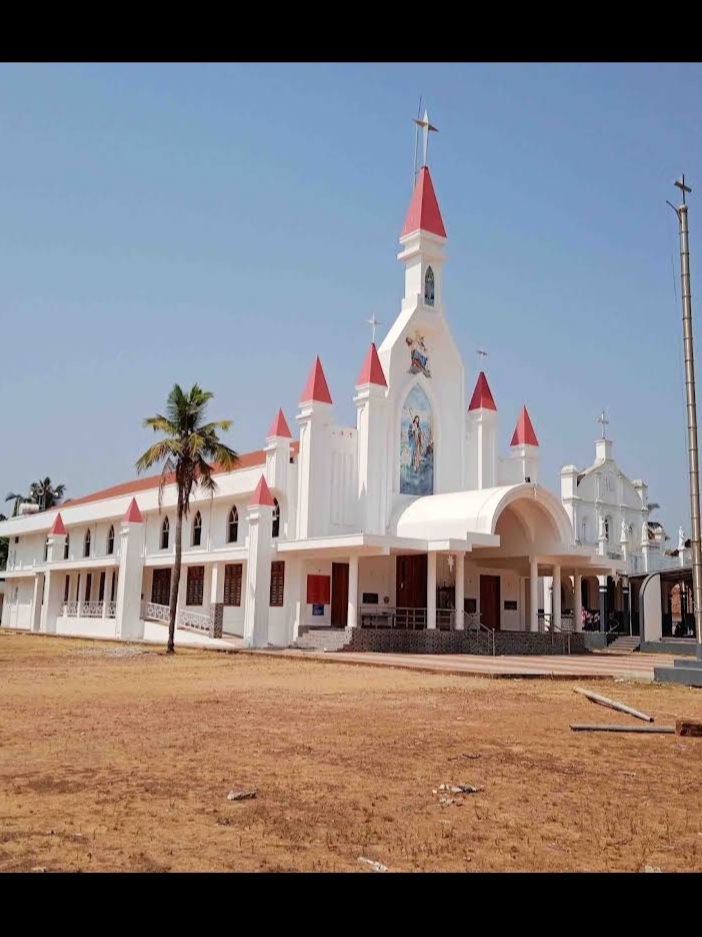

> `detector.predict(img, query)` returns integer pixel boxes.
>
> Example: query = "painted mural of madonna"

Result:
[400,384,434,496]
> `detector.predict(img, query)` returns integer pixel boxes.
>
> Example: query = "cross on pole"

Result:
[597,409,609,439]
[367,315,380,344]
[675,173,692,206]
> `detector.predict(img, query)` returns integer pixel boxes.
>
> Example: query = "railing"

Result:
[359,606,427,630]
[141,601,170,623]
[461,612,496,656]
[538,612,575,633]
[177,608,212,633]
[106,601,117,619]
[62,601,79,618]
[81,601,104,618]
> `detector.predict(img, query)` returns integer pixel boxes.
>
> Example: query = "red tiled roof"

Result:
[123,497,144,523]
[300,356,333,404]
[510,406,539,447]
[356,342,387,388]
[401,166,447,239]
[60,444,299,510]
[49,512,66,535]
[468,371,497,412]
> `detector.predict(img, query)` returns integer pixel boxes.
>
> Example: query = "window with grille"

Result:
[223,564,243,606]
[161,517,170,549]
[227,506,238,544]
[186,565,205,606]
[192,511,202,547]
[107,525,115,555]
[84,529,91,558]
[270,561,285,607]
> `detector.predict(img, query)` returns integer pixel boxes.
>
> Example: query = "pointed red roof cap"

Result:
[356,343,387,388]
[468,371,497,412]
[510,406,539,447]
[49,512,66,536]
[249,474,275,507]
[267,408,292,439]
[401,166,447,239]
[123,497,144,523]
[300,356,333,404]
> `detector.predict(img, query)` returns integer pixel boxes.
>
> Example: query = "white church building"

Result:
[1,145,628,652]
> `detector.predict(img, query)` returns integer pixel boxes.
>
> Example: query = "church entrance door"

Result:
[480,575,501,630]
[396,555,428,613]
[331,562,349,627]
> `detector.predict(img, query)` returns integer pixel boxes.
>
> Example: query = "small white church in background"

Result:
[0,128,667,651]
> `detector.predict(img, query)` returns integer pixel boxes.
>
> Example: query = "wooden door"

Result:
[331,562,349,627]
[480,575,501,630]
[396,554,428,609]
[151,568,172,606]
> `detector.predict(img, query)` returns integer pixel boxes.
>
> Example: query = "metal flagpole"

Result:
[668,175,702,654]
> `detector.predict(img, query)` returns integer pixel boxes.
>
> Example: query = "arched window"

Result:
[272,499,280,539]
[604,517,610,543]
[424,266,435,306]
[227,506,238,544]
[64,533,70,560]
[161,517,170,550]
[84,529,91,558]
[106,525,115,555]
[581,518,588,544]
[43,538,49,562]
[192,511,202,547]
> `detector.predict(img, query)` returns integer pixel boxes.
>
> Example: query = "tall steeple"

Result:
[397,108,447,312]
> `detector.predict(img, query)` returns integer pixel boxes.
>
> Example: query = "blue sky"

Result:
[0,63,700,537]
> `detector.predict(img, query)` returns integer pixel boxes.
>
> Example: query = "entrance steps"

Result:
[293,626,353,653]
[606,635,640,654]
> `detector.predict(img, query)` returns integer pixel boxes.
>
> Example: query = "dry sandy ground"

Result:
[2,631,702,873]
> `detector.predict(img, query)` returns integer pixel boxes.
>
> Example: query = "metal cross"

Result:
[367,315,380,344]
[597,409,609,438]
[675,173,692,206]
[413,108,438,173]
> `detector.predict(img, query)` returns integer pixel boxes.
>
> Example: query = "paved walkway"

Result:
[273,648,677,681]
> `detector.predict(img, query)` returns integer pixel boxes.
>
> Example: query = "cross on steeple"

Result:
[413,107,438,183]
[367,315,380,344]
[597,409,609,439]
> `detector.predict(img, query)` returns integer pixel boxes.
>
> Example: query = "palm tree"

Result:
[136,384,239,653]
[5,492,30,517]
[0,513,7,570]
[28,478,66,510]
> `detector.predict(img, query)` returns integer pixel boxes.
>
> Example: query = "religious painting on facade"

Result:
[424,266,435,306]
[406,330,431,378]
[400,384,434,496]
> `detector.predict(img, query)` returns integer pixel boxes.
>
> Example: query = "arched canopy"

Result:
[394,483,575,552]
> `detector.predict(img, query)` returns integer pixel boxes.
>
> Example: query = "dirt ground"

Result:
[2,632,702,872]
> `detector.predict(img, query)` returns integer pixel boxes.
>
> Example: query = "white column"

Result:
[529,556,539,632]
[454,553,465,629]
[210,562,223,604]
[31,574,44,632]
[543,575,553,618]
[574,573,582,632]
[553,563,561,631]
[243,503,273,648]
[285,557,305,645]
[427,552,437,629]
[116,521,145,640]
[519,577,527,630]
[347,554,359,628]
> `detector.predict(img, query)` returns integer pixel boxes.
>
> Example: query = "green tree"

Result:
[136,384,238,653]
[5,478,66,515]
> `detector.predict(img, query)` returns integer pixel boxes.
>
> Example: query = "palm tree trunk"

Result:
[168,506,183,653]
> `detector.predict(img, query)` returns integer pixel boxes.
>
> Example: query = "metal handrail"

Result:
[460,611,496,656]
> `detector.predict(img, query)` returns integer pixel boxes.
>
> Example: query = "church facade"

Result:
[0,155,617,648]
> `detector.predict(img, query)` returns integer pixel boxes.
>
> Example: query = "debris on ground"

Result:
[31,866,48,873]
[358,857,388,872]
[448,753,482,762]
[676,720,702,737]
[644,864,662,873]
[570,724,674,734]
[433,782,482,806]
[573,687,653,723]
[216,816,233,826]
[227,789,257,801]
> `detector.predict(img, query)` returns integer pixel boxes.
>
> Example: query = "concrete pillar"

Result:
[102,571,110,619]
[116,516,146,640]
[209,562,224,639]
[347,554,359,628]
[427,552,437,629]
[598,575,608,632]
[553,564,561,631]
[574,573,582,632]
[529,556,539,632]
[454,553,465,629]
[285,557,305,645]
[40,571,65,635]
[31,574,44,632]
[543,575,553,618]
[243,500,274,648]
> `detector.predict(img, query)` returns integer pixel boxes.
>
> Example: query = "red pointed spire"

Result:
[401,166,447,239]
[123,497,144,523]
[300,356,333,404]
[356,343,387,388]
[510,406,539,447]
[468,372,497,412]
[49,512,66,536]
[249,474,275,507]
[267,408,292,439]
